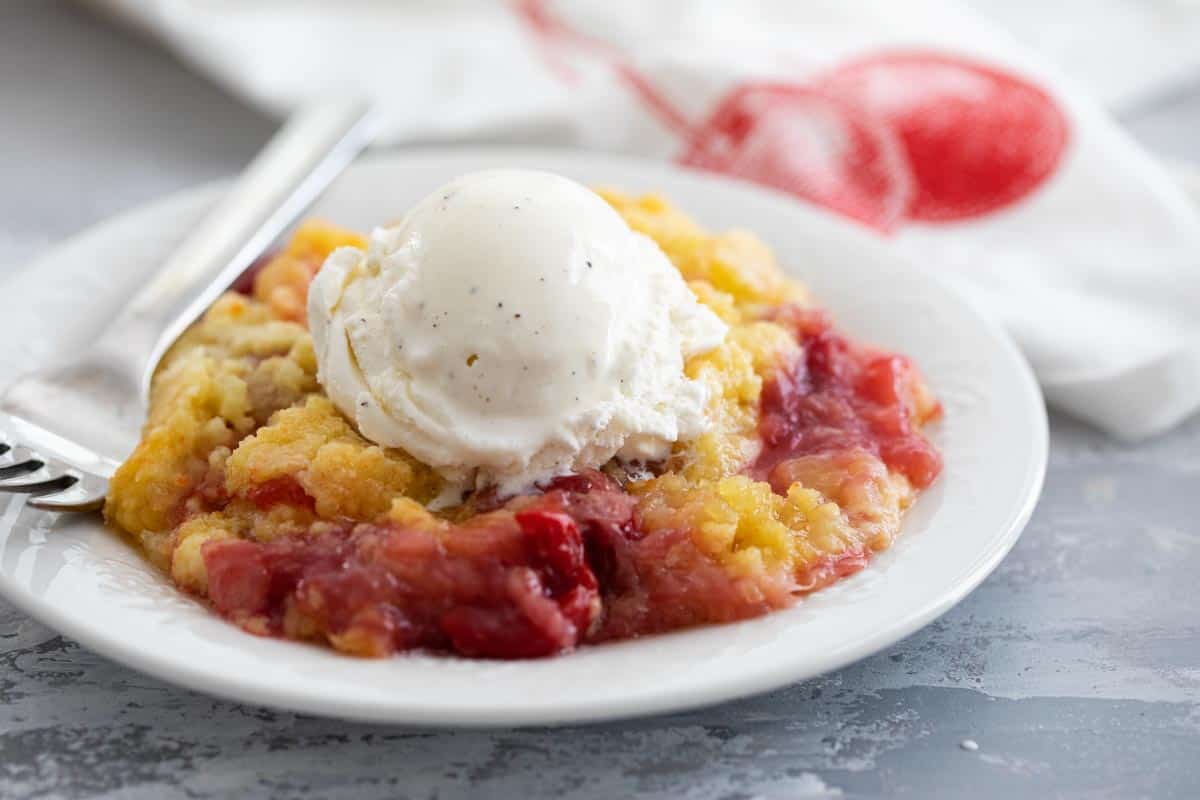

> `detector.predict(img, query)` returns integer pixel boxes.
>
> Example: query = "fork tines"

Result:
[0,420,112,512]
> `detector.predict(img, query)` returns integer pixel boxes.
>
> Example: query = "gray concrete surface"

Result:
[1,2,1198,797]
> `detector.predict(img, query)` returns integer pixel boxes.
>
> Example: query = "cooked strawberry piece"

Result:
[203,539,271,615]
[880,438,943,491]
[245,476,315,511]
[442,599,570,660]
[857,355,906,407]
[594,528,794,641]
[795,548,870,593]
[516,509,593,594]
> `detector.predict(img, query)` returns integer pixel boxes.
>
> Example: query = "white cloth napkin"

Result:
[968,0,1200,111]
[88,0,1200,439]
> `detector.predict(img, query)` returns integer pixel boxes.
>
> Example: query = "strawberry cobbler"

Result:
[105,178,941,659]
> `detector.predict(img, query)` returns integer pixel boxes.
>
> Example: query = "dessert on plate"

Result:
[105,169,942,659]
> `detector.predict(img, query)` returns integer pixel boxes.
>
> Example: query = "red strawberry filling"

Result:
[754,308,942,491]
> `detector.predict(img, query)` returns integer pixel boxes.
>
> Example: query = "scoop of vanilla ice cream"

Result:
[307,169,727,493]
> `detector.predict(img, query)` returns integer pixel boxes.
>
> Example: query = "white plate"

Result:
[0,149,1046,727]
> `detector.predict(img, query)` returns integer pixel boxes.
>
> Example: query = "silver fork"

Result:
[0,100,376,512]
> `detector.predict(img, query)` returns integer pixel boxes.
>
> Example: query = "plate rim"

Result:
[0,146,1048,727]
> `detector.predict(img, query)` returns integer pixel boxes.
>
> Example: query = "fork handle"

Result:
[95,100,376,400]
